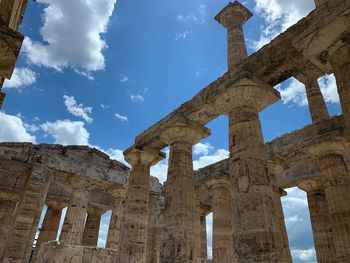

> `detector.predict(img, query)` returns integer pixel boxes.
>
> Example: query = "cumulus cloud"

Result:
[105,148,129,166]
[41,120,89,145]
[130,94,144,102]
[276,75,340,107]
[291,249,317,263]
[23,0,116,72]
[0,112,36,142]
[63,95,93,123]
[253,0,315,49]
[3,67,37,90]
[193,149,229,170]
[193,142,214,155]
[115,113,128,122]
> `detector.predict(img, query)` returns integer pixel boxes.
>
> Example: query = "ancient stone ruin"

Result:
[0,0,350,262]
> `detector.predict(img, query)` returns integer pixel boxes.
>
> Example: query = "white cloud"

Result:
[177,4,207,24]
[253,0,315,49]
[100,104,110,109]
[23,0,116,72]
[0,112,36,142]
[3,67,37,90]
[291,249,317,263]
[63,95,93,123]
[318,74,340,104]
[193,142,214,155]
[193,149,229,170]
[41,120,89,145]
[130,94,144,102]
[175,31,190,41]
[115,113,128,122]
[120,75,129,83]
[276,78,308,107]
[276,75,340,107]
[105,148,129,166]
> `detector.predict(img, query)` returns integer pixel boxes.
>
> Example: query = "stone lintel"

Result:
[298,179,325,192]
[215,1,252,28]
[267,159,288,175]
[123,145,165,166]
[107,186,127,198]
[160,117,211,145]
[306,138,350,158]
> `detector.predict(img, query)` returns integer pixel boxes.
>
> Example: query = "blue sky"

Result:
[1,0,343,262]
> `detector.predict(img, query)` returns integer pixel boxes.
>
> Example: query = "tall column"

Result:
[82,206,104,247]
[0,199,17,259]
[118,146,165,263]
[207,177,235,263]
[215,1,252,71]
[160,119,210,263]
[296,73,329,124]
[59,179,89,245]
[147,191,162,263]
[2,164,51,263]
[200,214,207,262]
[106,189,126,250]
[308,140,350,262]
[331,44,350,135]
[298,180,337,263]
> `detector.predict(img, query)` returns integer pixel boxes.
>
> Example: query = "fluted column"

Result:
[118,146,165,263]
[208,177,235,263]
[296,73,329,124]
[307,140,350,262]
[2,164,51,263]
[60,180,88,245]
[298,180,337,263]
[215,1,252,72]
[106,188,126,250]
[160,119,210,263]
[331,44,350,135]
[147,191,162,263]
[82,206,104,247]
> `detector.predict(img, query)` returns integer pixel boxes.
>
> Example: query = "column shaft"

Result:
[160,141,196,262]
[106,197,124,250]
[37,206,61,244]
[82,212,101,247]
[2,165,51,263]
[320,154,350,262]
[118,164,151,263]
[229,106,282,262]
[307,189,337,262]
[211,181,235,263]
[60,186,88,245]
[331,45,350,133]
[305,78,329,124]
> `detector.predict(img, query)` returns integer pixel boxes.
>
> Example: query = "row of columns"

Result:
[0,166,127,263]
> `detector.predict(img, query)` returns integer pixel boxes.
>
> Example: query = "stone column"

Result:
[147,191,162,263]
[0,199,17,259]
[331,44,350,134]
[307,140,350,262]
[2,164,51,263]
[106,188,126,250]
[215,1,252,71]
[82,206,104,247]
[199,214,207,262]
[296,73,329,124]
[59,179,89,245]
[160,119,210,263]
[298,180,337,263]
[118,146,165,263]
[207,177,235,263]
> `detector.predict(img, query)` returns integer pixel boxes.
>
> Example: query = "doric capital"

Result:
[161,118,210,145]
[306,138,350,158]
[215,1,252,28]
[123,145,165,167]
[298,179,325,192]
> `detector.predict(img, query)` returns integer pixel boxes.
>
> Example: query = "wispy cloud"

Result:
[130,94,144,102]
[175,30,190,40]
[63,95,93,123]
[3,67,37,90]
[115,113,128,122]
[120,74,129,83]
